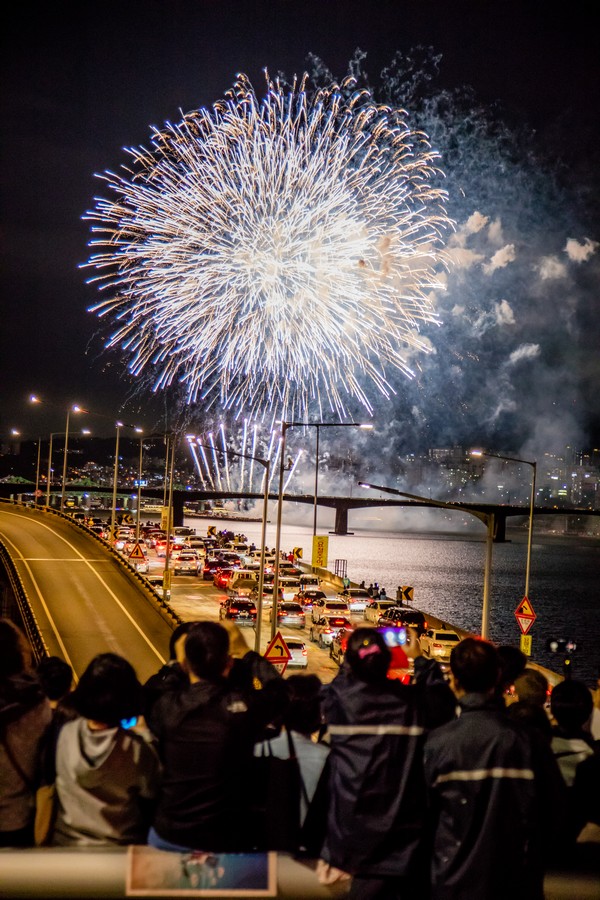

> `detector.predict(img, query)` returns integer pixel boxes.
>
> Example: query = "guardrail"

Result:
[0,845,597,899]
[0,535,49,663]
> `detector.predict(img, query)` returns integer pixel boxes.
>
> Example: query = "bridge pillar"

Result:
[493,513,507,542]
[331,504,353,536]
[172,492,185,527]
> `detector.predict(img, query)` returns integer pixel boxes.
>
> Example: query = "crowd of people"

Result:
[1,614,598,899]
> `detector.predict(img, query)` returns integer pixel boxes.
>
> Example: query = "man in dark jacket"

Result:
[320,626,455,899]
[146,621,282,852]
[423,637,566,900]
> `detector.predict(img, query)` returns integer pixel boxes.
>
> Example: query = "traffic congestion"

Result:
[93,517,451,683]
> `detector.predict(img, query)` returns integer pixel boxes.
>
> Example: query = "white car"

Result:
[173,553,199,575]
[363,600,397,623]
[309,615,353,648]
[311,598,350,623]
[283,636,308,668]
[133,557,150,574]
[336,588,371,612]
[419,628,461,662]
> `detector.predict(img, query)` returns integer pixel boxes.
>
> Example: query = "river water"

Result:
[184,507,600,687]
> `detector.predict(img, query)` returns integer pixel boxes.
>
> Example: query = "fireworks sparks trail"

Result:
[84,72,451,421]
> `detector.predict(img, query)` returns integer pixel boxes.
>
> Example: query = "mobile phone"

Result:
[377,626,407,647]
[120,716,138,729]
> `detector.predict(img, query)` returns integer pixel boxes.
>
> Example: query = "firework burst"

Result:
[84,72,452,421]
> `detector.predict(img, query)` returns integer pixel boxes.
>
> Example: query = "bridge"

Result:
[2,482,597,538]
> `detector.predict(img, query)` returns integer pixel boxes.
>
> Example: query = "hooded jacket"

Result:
[0,674,52,833]
[320,656,455,877]
[52,717,160,846]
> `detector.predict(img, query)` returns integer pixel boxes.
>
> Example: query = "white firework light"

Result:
[84,73,452,421]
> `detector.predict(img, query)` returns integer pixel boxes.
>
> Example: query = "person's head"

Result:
[284,674,322,736]
[514,668,548,708]
[71,653,143,726]
[496,644,527,694]
[450,638,499,696]
[345,628,391,684]
[550,679,593,735]
[184,622,230,682]
[0,618,32,678]
[36,656,73,702]
[169,621,197,661]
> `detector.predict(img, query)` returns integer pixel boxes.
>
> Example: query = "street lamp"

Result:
[312,423,374,536]
[60,405,86,512]
[358,480,495,639]
[470,450,537,598]
[44,429,91,507]
[188,437,271,653]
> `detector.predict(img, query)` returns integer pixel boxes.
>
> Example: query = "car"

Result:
[269,601,305,629]
[278,576,302,600]
[283,636,308,668]
[219,597,257,626]
[173,526,196,538]
[144,531,165,548]
[311,598,350,623]
[378,606,428,636]
[213,567,235,589]
[132,556,150,574]
[298,574,321,589]
[310,615,353,648]
[173,552,199,576]
[227,577,259,599]
[202,557,223,580]
[419,628,461,662]
[249,584,283,609]
[293,589,327,610]
[143,574,165,598]
[363,600,397,623]
[336,588,371,612]
[330,624,356,665]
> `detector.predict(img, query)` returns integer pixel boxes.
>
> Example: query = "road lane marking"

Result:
[0,512,166,666]
[0,530,78,679]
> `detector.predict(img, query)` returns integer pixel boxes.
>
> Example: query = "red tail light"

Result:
[302,648,307,656]
[230,607,238,614]
[433,642,444,649]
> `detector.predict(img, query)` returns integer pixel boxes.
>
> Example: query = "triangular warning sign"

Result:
[128,542,146,561]
[516,597,535,617]
[516,615,535,636]
[264,631,292,662]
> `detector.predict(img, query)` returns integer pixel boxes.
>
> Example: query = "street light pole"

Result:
[135,430,144,544]
[34,438,41,507]
[471,450,537,600]
[110,423,122,538]
[188,437,271,653]
[61,405,84,512]
[272,420,374,640]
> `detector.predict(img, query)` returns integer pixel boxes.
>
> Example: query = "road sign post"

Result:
[263,631,292,675]
[515,597,536,635]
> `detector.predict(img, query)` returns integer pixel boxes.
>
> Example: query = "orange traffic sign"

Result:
[128,542,146,561]
[264,632,292,674]
[515,596,536,635]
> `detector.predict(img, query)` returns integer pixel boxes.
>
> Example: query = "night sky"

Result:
[2,0,598,447]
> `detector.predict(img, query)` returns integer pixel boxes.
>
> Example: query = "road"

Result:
[0,504,342,683]
[0,504,173,682]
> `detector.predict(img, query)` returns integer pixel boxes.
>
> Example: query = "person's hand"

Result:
[403,627,422,660]
[316,859,351,885]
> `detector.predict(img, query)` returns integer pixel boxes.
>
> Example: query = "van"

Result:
[299,574,320,589]
[229,569,259,590]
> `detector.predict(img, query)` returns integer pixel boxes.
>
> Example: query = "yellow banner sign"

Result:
[312,535,329,568]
